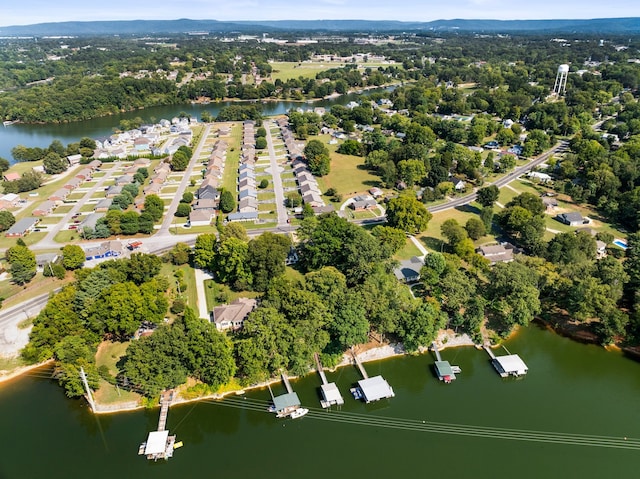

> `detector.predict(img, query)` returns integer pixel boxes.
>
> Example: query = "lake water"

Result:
[1,324,639,479]
[0,89,387,163]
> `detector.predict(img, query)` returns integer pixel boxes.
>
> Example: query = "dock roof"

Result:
[434,361,454,378]
[358,375,394,403]
[321,383,342,403]
[145,430,169,455]
[495,354,528,375]
[273,392,301,412]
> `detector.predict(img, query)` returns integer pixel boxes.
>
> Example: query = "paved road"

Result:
[158,123,211,235]
[264,120,288,227]
[428,140,568,213]
[0,291,56,357]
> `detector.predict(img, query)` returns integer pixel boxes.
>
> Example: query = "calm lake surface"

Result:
[2,324,639,479]
[0,89,385,163]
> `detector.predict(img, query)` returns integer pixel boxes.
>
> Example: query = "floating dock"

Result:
[315,353,344,408]
[484,345,528,378]
[350,349,394,403]
[432,342,461,383]
[138,390,178,460]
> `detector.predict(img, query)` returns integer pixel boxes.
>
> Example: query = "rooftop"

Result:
[358,375,394,403]
[273,392,300,412]
[144,431,169,455]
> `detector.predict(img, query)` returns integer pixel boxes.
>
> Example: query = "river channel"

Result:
[1,324,639,479]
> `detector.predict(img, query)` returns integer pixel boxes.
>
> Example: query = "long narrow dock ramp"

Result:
[350,349,394,403]
[315,353,344,408]
[139,390,178,460]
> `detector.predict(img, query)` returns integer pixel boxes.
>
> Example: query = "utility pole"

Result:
[80,367,97,413]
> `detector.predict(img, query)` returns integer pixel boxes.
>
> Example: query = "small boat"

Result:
[173,441,183,449]
[267,404,277,413]
[289,407,309,419]
[350,387,363,400]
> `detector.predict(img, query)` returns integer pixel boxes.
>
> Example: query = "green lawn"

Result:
[394,238,423,261]
[79,204,95,213]
[417,205,486,252]
[203,279,260,311]
[0,273,72,310]
[269,62,335,82]
[96,341,130,376]
[55,205,73,214]
[221,123,242,192]
[54,230,80,243]
[160,263,198,311]
[0,231,46,249]
[258,203,275,212]
[257,192,275,201]
[311,135,380,197]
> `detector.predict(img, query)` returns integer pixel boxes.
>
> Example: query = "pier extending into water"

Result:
[350,348,395,403]
[484,345,528,378]
[138,390,177,460]
[432,342,461,383]
[315,353,344,408]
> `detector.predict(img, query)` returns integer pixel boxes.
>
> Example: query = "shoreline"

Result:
[93,329,475,415]
[0,359,54,385]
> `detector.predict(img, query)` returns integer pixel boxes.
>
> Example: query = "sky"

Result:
[3,0,640,26]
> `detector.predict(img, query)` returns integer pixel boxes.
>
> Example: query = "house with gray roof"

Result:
[393,256,424,283]
[5,217,39,237]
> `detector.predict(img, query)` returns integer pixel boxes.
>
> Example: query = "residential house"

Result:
[143,183,162,195]
[211,298,258,331]
[452,178,467,191]
[0,193,20,209]
[556,212,589,226]
[64,177,83,190]
[94,198,113,212]
[105,185,123,198]
[133,157,151,168]
[5,217,39,237]
[393,256,424,283]
[238,177,256,190]
[239,197,258,212]
[36,253,59,272]
[134,138,152,151]
[369,187,384,198]
[477,244,515,264]
[3,172,20,182]
[192,199,218,210]
[302,192,325,207]
[528,171,552,183]
[238,188,257,200]
[33,200,56,216]
[350,197,377,211]
[75,168,92,181]
[542,197,558,211]
[84,240,124,261]
[87,159,102,170]
[66,154,83,165]
[49,188,70,202]
[227,211,259,222]
[115,174,134,186]
[198,184,219,201]
[188,209,214,227]
[79,213,105,231]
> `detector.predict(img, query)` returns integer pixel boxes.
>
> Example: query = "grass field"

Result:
[160,263,198,311]
[310,135,380,197]
[0,273,72,310]
[269,61,397,83]
[394,238,423,261]
[417,205,484,252]
[221,123,242,192]
[203,279,260,311]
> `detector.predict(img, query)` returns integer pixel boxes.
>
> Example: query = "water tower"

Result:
[553,64,569,96]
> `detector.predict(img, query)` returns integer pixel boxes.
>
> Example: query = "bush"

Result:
[259,179,268,189]
[170,298,186,314]
[255,137,267,149]
[175,203,191,217]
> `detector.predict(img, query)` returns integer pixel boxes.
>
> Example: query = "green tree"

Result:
[285,192,302,207]
[331,293,369,348]
[304,139,331,176]
[43,152,67,175]
[465,217,486,240]
[0,157,10,174]
[143,194,165,222]
[61,245,85,270]
[371,226,407,258]
[120,211,140,235]
[0,210,16,232]
[397,300,447,352]
[219,190,236,213]
[476,185,499,207]
[167,243,191,265]
[441,219,468,247]
[219,222,248,243]
[247,232,291,291]
[175,203,191,217]
[255,137,267,149]
[6,243,36,285]
[386,193,432,233]
[127,253,162,285]
[194,234,217,270]
[171,151,189,171]
[215,238,252,290]
[181,191,194,204]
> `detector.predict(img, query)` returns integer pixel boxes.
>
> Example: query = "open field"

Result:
[0,273,73,310]
[417,205,484,252]
[221,122,242,192]
[269,61,398,83]
[160,262,198,311]
[311,135,380,197]
[394,238,423,261]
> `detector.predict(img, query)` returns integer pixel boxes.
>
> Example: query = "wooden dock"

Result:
[315,353,344,408]
[351,349,369,379]
[157,390,173,431]
[432,342,443,362]
[483,345,497,360]
[138,390,177,460]
[282,373,294,394]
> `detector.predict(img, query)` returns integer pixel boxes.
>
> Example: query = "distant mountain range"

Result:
[1,18,640,36]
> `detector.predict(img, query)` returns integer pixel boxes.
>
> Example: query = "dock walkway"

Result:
[432,342,443,362]
[351,349,369,379]
[282,373,293,394]
[483,345,497,360]
[157,390,173,432]
[314,353,329,385]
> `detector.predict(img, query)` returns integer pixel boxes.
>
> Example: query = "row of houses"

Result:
[44,160,102,212]
[277,117,304,160]
[292,160,325,208]
[228,121,259,223]
[189,139,228,226]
